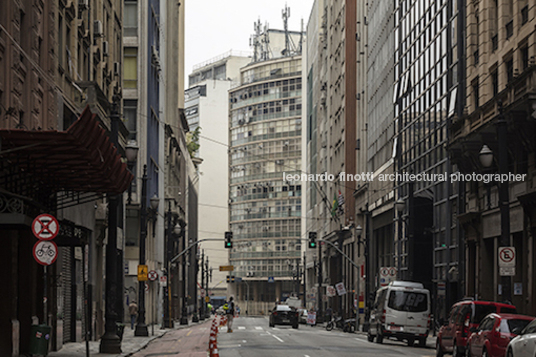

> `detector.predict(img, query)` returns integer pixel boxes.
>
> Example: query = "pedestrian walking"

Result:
[224,297,235,333]
[128,300,138,329]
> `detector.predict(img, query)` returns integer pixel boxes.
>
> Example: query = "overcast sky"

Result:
[185,0,314,82]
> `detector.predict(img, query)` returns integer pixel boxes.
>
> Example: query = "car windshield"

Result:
[499,318,532,335]
[387,291,428,312]
[473,305,498,323]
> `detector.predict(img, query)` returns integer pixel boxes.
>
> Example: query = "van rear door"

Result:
[386,289,429,334]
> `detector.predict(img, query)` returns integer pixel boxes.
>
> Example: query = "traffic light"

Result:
[308,231,317,249]
[226,275,235,283]
[226,275,230,283]
[225,231,233,249]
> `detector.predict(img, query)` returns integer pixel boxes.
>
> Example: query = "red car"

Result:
[466,313,534,357]
[437,299,517,357]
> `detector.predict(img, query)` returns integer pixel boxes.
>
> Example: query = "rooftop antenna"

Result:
[298,18,304,54]
[282,4,291,56]
[251,19,263,62]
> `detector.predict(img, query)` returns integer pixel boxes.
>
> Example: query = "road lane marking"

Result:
[271,334,284,343]
[242,340,247,343]
[305,355,311,357]
[238,326,246,330]
[187,330,193,336]
[255,326,263,330]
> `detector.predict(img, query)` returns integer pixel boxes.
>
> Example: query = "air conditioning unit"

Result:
[113,62,120,77]
[94,20,103,37]
[78,0,88,9]
[275,160,283,165]
[102,41,109,57]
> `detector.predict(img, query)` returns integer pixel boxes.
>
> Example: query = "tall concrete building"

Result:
[0,0,133,354]
[304,0,358,319]
[228,15,304,313]
[450,0,536,317]
[362,0,396,322]
[185,51,251,299]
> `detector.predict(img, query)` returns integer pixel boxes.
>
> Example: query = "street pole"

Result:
[163,201,172,328]
[303,254,306,309]
[205,258,210,318]
[100,100,122,353]
[180,228,189,325]
[135,165,149,336]
[317,241,323,323]
[497,102,512,303]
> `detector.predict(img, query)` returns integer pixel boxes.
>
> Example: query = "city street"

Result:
[134,316,436,357]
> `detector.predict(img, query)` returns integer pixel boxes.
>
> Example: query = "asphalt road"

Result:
[217,316,436,357]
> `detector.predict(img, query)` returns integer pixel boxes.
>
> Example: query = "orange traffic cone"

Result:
[212,347,220,357]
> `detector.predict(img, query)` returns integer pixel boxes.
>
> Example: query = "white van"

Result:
[367,281,431,347]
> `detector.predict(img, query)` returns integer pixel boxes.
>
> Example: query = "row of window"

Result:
[240,59,301,85]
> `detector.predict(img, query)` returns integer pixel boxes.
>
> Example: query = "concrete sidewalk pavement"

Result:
[47,319,207,357]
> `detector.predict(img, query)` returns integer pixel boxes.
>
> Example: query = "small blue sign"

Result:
[268,276,275,283]
[235,277,243,282]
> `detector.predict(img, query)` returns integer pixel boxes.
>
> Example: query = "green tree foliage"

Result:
[186,126,201,158]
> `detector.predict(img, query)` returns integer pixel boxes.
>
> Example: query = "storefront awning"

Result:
[0,106,133,195]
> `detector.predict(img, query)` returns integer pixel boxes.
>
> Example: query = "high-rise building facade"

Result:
[186,51,251,298]
[228,24,304,310]
[394,0,464,319]
[450,0,536,316]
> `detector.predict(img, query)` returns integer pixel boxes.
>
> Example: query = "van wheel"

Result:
[407,338,415,347]
[436,339,444,357]
[367,332,375,342]
[376,330,384,344]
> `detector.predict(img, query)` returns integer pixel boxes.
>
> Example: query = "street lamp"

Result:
[100,99,123,354]
[395,199,405,277]
[479,145,493,168]
[135,165,150,336]
[126,140,138,205]
[193,250,201,322]
[163,201,179,328]
[180,230,189,325]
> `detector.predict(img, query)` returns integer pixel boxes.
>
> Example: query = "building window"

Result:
[124,100,137,140]
[124,47,138,88]
[521,46,529,70]
[505,20,513,39]
[491,69,498,96]
[124,0,138,37]
[472,78,479,109]
[506,58,514,83]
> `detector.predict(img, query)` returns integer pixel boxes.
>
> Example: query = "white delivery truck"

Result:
[367,281,431,347]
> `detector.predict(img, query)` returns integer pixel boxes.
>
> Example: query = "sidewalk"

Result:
[47,320,199,357]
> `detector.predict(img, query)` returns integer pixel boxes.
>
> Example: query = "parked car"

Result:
[269,305,299,328]
[466,313,533,357]
[297,309,308,324]
[506,318,536,357]
[436,299,517,357]
[367,281,431,347]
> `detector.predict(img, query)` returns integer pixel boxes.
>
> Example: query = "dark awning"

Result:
[0,106,133,195]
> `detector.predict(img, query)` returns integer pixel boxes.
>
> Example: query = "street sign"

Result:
[438,282,446,296]
[201,289,206,298]
[326,286,336,297]
[159,275,167,287]
[148,270,158,281]
[33,240,58,266]
[268,276,275,283]
[380,266,397,286]
[219,265,234,271]
[205,296,210,303]
[499,247,516,276]
[307,311,316,325]
[137,265,148,281]
[32,214,59,240]
[145,283,149,292]
[335,282,347,296]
